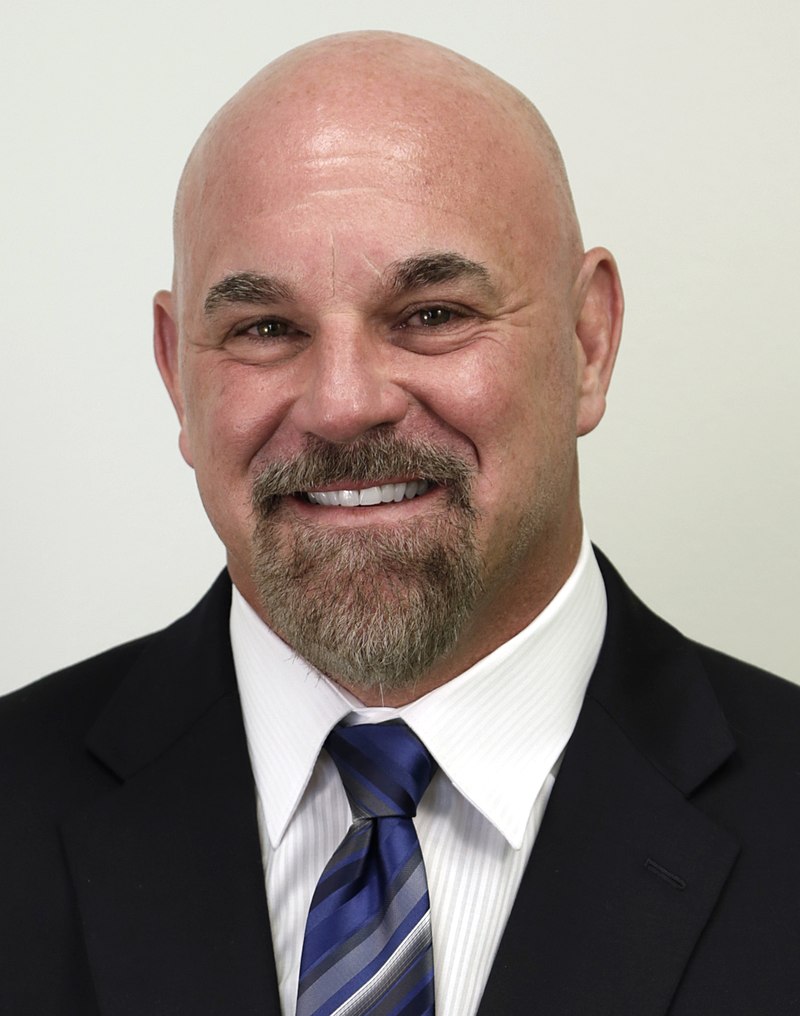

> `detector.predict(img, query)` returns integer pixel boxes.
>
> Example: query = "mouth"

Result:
[302,479,432,508]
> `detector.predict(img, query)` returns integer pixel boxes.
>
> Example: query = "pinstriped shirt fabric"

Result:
[232,532,607,1016]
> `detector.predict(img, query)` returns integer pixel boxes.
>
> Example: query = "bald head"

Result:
[154,31,623,698]
[172,31,581,299]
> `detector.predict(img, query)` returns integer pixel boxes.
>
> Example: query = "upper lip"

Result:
[302,476,424,492]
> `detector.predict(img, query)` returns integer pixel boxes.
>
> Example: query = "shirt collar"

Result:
[400,533,606,846]
[231,601,353,849]
[231,530,606,851]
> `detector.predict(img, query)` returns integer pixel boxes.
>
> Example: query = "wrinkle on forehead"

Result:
[301,123,426,167]
[172,31,582,298]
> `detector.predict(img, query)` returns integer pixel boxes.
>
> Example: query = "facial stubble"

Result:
[250,434,483,695]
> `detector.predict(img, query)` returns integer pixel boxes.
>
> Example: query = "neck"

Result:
[332,522,586,707]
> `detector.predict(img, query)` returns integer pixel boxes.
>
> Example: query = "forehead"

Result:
[176,73,564,302]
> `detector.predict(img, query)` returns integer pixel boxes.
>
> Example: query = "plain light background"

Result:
[1,1,798,695]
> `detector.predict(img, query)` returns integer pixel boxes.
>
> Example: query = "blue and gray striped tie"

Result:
[296,720,437,1016]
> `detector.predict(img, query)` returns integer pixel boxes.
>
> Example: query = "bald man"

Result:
[2,32,799,1016]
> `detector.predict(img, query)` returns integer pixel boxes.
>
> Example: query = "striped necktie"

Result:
[296,720,437,1016]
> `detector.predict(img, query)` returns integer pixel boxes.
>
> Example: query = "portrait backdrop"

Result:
[1,0,798,693]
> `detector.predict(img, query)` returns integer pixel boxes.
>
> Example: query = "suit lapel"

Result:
[478,554,741,1016]
[61,575,281,1016]
[57,556,744,1015]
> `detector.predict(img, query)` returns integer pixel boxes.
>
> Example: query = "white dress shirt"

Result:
[231,531,607,1016]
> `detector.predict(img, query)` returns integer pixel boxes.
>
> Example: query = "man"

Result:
[2,30,799,1016]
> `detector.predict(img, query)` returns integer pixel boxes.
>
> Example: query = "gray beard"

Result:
[250,433,483,695]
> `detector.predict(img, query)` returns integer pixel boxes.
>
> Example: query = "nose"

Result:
[289,322,409,443]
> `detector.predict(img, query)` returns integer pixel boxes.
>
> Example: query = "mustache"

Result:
[252,432,475,517]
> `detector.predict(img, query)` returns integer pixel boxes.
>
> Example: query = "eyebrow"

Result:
[202,251,494,317]
[203,272,294,316]
[384,251,494,297]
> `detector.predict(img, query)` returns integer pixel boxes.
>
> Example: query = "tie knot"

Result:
[325,720,436,820]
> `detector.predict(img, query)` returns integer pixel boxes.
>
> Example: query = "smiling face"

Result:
[155,33,623,703]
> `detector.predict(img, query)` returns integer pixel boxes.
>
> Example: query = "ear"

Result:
[572,247,624,437]
[153,290,194,467]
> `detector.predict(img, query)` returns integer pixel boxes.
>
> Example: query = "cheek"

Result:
[420,336,579,521]
[418,338,561,466]
[182,362,289,478]
[418,339,510,421]
[179,364,287,562]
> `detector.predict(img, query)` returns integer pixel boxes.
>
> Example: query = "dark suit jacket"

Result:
[2,554,800,1014]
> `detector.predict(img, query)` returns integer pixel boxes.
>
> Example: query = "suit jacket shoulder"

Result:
[0,572,281,1016]
[4,560,800,1015]
[694,639,800,752]
[478,552,800,1016]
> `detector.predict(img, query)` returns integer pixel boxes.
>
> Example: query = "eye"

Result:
[403,305,460,328]
[418,306,452,326]
[392,301,482,354]
[230,317,307,343]
[223,315,310,362]
[252,318,291,339]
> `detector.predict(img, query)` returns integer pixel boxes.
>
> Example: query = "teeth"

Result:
[307,480,430,507]
[359,486,382,506]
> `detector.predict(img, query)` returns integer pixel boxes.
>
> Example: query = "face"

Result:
[155,70,621,701]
